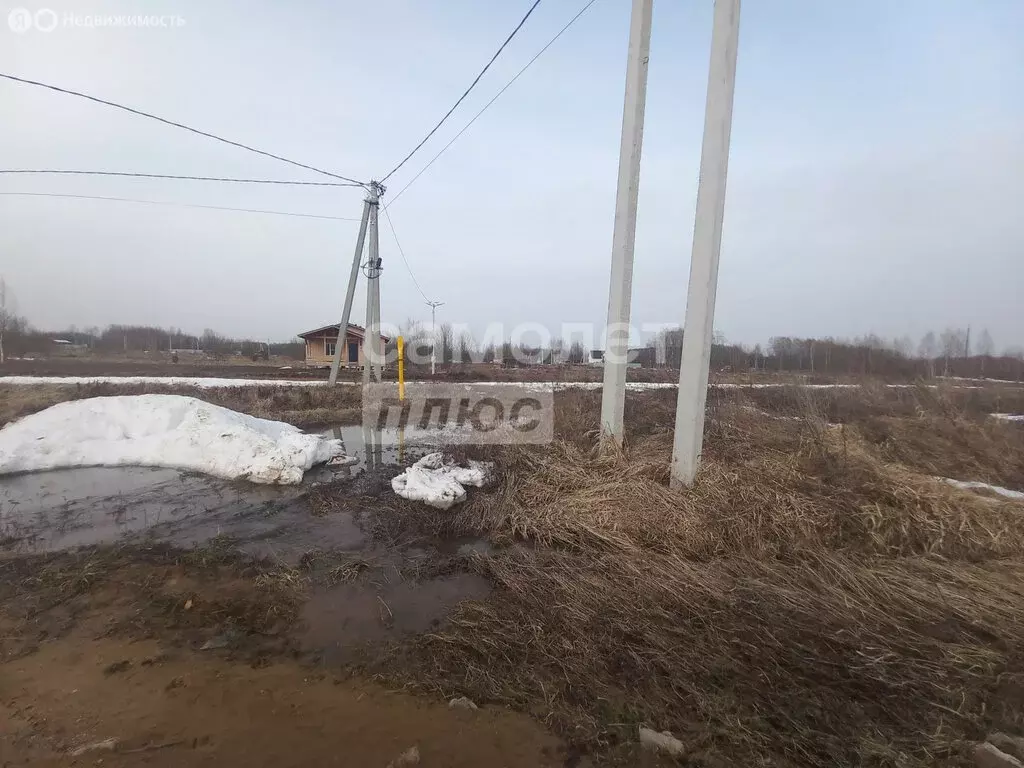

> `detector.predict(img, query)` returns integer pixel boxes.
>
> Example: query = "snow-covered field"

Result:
[0,395,344,484]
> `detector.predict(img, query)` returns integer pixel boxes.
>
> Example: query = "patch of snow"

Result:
[941,478,1024,501]
[0,395,344,484]
[991,413,1024,422]
[940,376,1022,386]
[325,454,359,468]
[391,452,493,510]
[638,728,686,757]
[740,406,802,421]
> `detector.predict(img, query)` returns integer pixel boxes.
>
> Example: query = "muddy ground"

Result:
[3,385,1024,766]
[2,627,565,768]
[0,442,602,766]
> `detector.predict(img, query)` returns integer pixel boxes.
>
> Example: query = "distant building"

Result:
[297,324,389,367]
[51,339,89,356]
[629,347,657,367]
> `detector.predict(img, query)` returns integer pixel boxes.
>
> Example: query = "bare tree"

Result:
[975,328,995,376]
[892,335,914,358]
[436,322,455,364]
[0,277,14,364]
[977,329,995,356]
[938,327,967,375]
[939,328,967,358]
[917,331,937,359]
[654,326,684,368]
[554,337,567,364]
[457,331,477,363]
[567,340,586,365]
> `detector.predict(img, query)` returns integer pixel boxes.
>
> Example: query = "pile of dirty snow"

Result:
[391,453,493,510]
[0,395,344,484]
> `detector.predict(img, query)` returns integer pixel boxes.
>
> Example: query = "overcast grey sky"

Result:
[2,0,1022,350]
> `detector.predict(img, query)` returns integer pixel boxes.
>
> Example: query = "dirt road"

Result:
[1,628,564,767]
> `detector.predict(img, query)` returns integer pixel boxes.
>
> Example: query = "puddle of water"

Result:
[300,572,491,664]
[0,467,297,553]
[1,439,496,665]
[0,464,366,558]
[0,422,462,563]
[318,424,434,472]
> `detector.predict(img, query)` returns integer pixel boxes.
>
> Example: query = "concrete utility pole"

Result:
[329,184,375,385]
[599,0,654,444]
[363,182,384,386]
[670,0,742,487]
[426,300,444,375]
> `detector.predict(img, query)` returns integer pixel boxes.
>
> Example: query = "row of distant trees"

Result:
[387,321,590,367]
[0,285,304,361]
[0,321,304,360]
[1,278,1021,377]
[399,321,1024,379]
[644,326,1024,379]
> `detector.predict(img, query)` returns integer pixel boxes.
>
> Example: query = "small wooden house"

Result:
[297,324,388,367]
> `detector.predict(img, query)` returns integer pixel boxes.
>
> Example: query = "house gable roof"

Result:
[298,323,390,342]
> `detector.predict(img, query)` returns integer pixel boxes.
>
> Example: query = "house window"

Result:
[325,340,336,357]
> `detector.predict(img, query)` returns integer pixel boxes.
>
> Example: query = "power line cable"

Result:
[380,0,544,183]
[387,0,599,206]
[0,169,363,187]
[0,191,361,220]
[0,72,367,186]
[381,204,432,302]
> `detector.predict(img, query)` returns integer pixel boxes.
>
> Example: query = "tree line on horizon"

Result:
[649,326,1024,380]
[0,280,1021,379]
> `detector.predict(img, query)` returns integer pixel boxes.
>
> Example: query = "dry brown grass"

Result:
[369,385,1024,766]
[0,383,362,428]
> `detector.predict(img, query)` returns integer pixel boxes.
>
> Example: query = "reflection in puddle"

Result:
[319,424,435,471]
[0,466,354,558]
[0,466,291,553]
[0,424,438,559]
[0,426,401,556]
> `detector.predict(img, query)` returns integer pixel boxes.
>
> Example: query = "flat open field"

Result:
[3,382,1024,766]
[1,353,940,385]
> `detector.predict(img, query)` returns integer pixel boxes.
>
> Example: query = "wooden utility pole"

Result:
[329,183,375,385]
[363,182,384,385]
